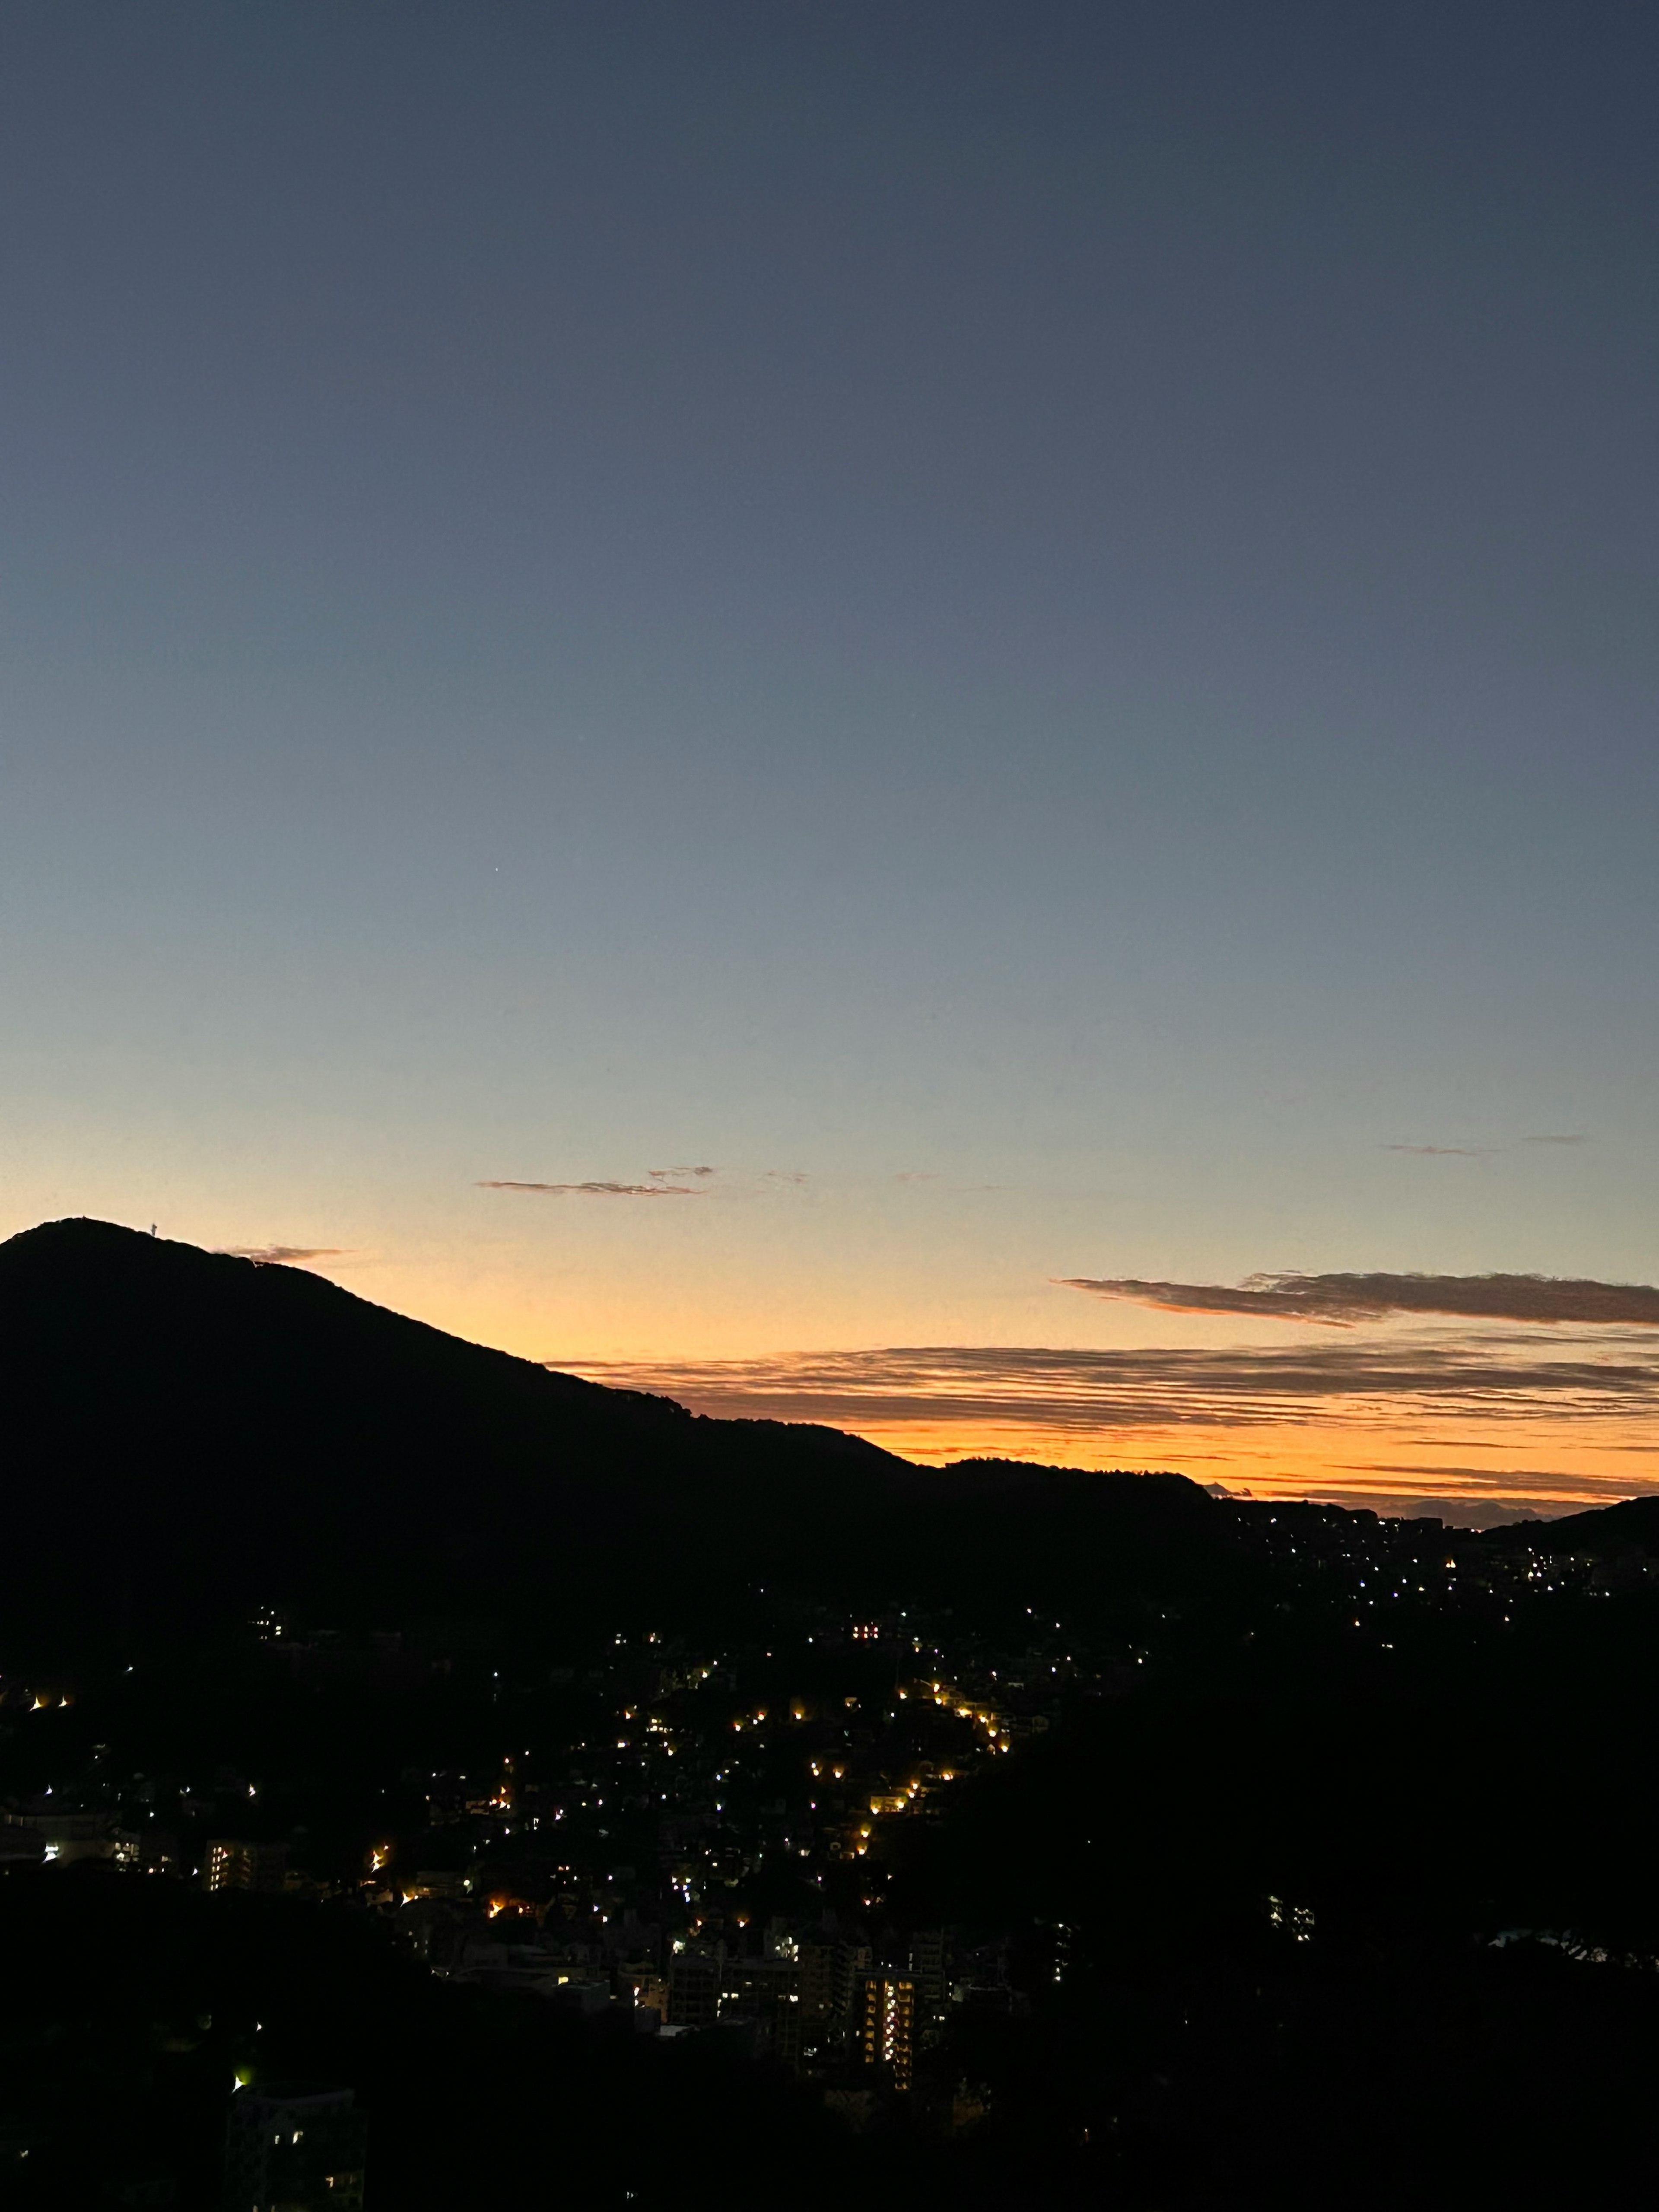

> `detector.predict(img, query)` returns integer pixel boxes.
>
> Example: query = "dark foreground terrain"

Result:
[4,1221,1659,2207]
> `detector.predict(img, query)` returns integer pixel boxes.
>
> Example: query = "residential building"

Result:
[203,1839,287,1894]
[668,1945,722,2029]
[856,1972,917,2092]
[224,2085,366,2211]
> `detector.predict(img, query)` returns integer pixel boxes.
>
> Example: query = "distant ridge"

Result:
[1512,1493,1659,1556]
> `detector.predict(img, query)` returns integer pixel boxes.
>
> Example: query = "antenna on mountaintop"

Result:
[150,1224,157,1236]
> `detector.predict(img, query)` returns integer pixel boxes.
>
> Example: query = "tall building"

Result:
[667,1945,722,2028]
[855,1973,917,2092]
[831,1939,872,2019]
[224,2085,366,2211]
[769,1988,803,2071]
[798,1936,874,2071]
[908,1927,950,2029]
[798,1939,836,2019]
[728,1958,804,2069]
[203,1838,287,1894]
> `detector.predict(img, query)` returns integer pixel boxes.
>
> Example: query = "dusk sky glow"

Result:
[5,2,1656,1518]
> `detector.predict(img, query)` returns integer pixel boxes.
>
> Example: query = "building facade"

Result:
[224,2085,366,2212]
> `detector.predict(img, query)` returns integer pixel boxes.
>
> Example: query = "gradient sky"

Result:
[4,2,1656,1518]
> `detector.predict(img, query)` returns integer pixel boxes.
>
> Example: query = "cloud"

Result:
[549,1343,1659,1522]
[1057,1271,1659,1328]
[765,1170,811,1185]
[1336,1461,1644,1499]
[894,1171,940,1183]
[549,1335,1659,1437]
[648,1165,717,1179]
[1382,1135,1590,1155]
[217,1245,351,1265]
[478,1179,706,1198]
[1383,1144,1492,1157]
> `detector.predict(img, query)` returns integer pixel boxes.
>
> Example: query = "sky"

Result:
[3,1,1656,1520]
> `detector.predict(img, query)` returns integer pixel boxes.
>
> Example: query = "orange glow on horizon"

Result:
[184,1244,1659,1526]
[824,1411,1659,1523]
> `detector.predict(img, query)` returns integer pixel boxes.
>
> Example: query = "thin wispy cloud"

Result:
[217,1244,352,1265]
[1058,1271,1659,1328]
[1337,1461,1645,1499]
[1384,1144,1492,1157]
[1382,1134,1589,1155]
[478,1179,708,1198]
[481,1166,818,1196]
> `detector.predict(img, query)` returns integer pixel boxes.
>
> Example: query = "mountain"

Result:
[0,1220,1218,1655]
[1510,1494,1659,1557]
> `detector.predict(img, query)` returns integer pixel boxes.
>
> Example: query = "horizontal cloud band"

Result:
[1057,1271,1659,1327]
[479,1179,705,1198]
[552,1336,1659,1434]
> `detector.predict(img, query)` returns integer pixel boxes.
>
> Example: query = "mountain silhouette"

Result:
[0,1220,1217,1656]
[1516,1493,1659,1557]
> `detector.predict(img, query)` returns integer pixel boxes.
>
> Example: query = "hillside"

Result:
[0,1220,1218,1654]
[1519,1494,1659,1557]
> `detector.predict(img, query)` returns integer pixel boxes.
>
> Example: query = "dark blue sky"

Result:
[2,3,1656,1506]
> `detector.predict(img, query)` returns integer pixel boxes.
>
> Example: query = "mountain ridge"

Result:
[0,1218,1215,1654]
